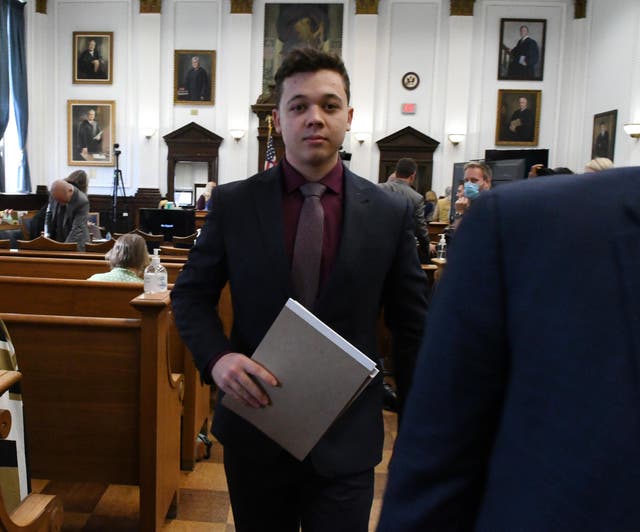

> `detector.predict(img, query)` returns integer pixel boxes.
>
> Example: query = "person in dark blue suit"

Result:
[171,48,428,532]
[378,166,640,531]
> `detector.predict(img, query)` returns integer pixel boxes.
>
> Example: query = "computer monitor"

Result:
[486,158,527,187]
[138,208,195,241]
[174,189,194,207]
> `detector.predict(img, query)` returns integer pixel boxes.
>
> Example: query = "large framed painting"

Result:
[495,89,541,146]
[498,19,546,81]
[174,50,216,105]
[67,100,116,166]
[262,4,344,95]
[73,31,113,84]
[591,109,617,161]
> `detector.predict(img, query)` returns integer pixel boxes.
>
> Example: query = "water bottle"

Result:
[144,249,168,293]
[436,233,447,259]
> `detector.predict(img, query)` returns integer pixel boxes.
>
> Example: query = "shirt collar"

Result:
[282,157,344,195]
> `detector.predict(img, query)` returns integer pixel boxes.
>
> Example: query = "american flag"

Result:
[264,134,277,170]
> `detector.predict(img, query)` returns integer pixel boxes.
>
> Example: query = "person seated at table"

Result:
[87,233,150,282]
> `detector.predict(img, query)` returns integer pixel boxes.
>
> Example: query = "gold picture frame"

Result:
[73,31,113,84]
[174,50,216,105]
[495,89,541,146]
[67,100,116,167]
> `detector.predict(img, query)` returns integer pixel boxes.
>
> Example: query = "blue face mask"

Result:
[464,181,481,200]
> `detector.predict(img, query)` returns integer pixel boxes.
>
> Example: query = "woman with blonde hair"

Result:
[424,190,438,221]
[584,157,613,173]
[88,233,150,282]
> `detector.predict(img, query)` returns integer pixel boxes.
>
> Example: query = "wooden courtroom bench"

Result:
[0,370,64,532]
[0,248,188,264]
[0,276,216,471]
[0,256,184,283]
[0,293,183,530]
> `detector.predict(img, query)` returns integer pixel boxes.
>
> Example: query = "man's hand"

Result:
[212,352,279,408]
[455,196,470,215]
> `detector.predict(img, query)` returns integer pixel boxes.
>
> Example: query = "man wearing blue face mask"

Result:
[453,162,492,228]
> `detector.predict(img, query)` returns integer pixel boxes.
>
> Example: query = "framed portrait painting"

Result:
[498,19,546,81]
[495,89,541,146]
[73,31,113,84]
[67,100,116,166]
[174,50,216,105]
[591,110,617,161]
[262,4,344,95]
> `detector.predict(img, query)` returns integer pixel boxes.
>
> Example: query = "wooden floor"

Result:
[31,411,397,531]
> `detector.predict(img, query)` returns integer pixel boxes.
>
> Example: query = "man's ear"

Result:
[272,108,281,133]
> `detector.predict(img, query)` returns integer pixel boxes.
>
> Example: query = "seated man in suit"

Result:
[47,179,90,251]
[378,165,640,531]
[171,48,428,532]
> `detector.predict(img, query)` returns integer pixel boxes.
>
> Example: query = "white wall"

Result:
[23,0,640,198]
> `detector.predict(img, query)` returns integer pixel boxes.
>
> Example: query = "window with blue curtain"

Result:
[0,0,30,193]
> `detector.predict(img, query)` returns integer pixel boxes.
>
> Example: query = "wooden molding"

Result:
[230,0,253,14]
[355,0,379,15]
[450,0,474,16]
[35,0,47,14]
[575,0,586,19]
[140,0,161,14]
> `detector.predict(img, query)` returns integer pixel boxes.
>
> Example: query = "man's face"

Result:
[464,167,491,191]
[456,184,464,199]
[600,124,607,134]
[192,58,200,69]
[273,69,353,179]
[87,110,95,122]
[519,97,528,110]
[520,26,529,38]
[52,186,72,205]
[88,40,96,51]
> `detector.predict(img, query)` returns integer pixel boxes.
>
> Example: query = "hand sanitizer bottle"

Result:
[144,248,168,293]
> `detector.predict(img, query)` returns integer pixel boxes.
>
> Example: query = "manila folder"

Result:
[221,298,379,461]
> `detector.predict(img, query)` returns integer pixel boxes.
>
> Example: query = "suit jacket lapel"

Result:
[317,170,371,307]
[251,167,292,296]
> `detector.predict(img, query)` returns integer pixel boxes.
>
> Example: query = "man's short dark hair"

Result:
[274,48,350,107]
[395,158,417,179]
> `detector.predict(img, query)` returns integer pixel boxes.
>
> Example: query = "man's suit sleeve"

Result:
[382,198,429,411]
[66,192,90,251]
[378,192,509,531]
[171,185,233,381]
[414,195,431,254]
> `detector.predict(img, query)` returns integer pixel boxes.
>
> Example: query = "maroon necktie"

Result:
[292,183,326,308]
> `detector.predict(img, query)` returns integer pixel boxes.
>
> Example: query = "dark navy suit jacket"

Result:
[378,166,640,531]
[171,164,428,477]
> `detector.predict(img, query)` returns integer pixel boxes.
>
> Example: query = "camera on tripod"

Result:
[113,143,121,157]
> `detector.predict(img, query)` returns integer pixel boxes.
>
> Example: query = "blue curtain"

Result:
[0,1,9,192]
[8,0,29,192]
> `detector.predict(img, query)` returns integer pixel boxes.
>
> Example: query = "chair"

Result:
[427,222,449,243]
[0,369,64,531]
[19,210,41,240]
[172,233,197,249]
[0,240,10,249]
[16,236,77,252]
[114,229,164,254]
[84,239,116,253]
[159,245,190,257]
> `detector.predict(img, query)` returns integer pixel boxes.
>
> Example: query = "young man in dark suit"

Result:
[171,48,428,531]
[378,166,640,531]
